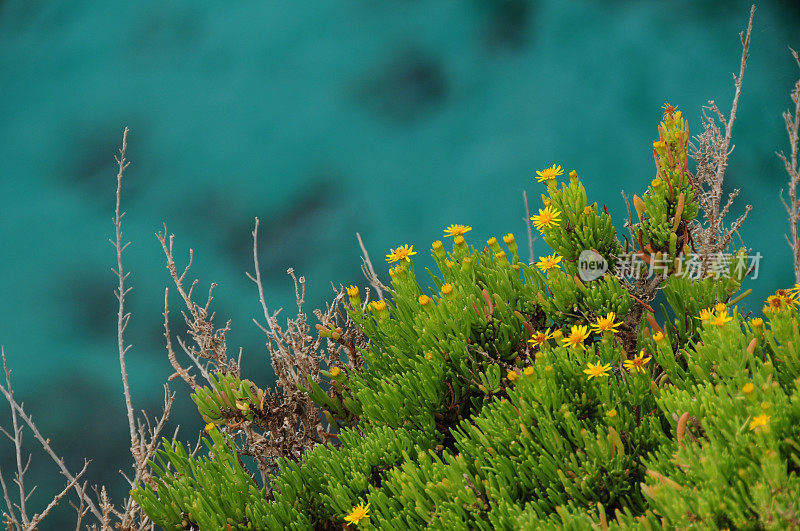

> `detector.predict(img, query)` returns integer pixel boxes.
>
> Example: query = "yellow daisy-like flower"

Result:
[562,324,590,350]
[662,102,678,116]
[535,164,565,183]
[346,285,359,297]
[742,382,754,395]
[623,350,652,374]
[652,331,665,342]
[528,328,554,347]
[530,205,562,231]
[368,300,387,312]
[776,289,798,306]
[583,362,611,380]
[590,312,622,334]
[204,422,216,433]
[344,502,371,526]
[329,366,342,378]
[748,413,770,432]
[523,366,534,377]
[714,302,727,313]
[507,370,518,382]
[710,310,733,327]
[443,224,472,238]
[751,318,764,328]
[695,308,713,321]
[502,233,515,245]
[418,295,431,306]
[441,283,454,296]
[386,244,416,263]
[535,253,563,273]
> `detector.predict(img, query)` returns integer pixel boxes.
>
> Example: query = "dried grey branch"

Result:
[780,48,800,282]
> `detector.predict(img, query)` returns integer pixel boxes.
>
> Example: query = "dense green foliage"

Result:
[132,109,800,529]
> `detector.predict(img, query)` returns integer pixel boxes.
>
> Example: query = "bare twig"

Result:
[0,350,103,523]
[28,461,90,529]
[688,5,755,264]
[157,227,236,379]
[110,127,138,474]
[356,233,387,301]
[780,48,800,282]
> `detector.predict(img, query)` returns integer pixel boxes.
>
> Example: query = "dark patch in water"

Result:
[482,0,532,49]
[357,50,448,122]
[221,180,338,276]
[58,269,116,340]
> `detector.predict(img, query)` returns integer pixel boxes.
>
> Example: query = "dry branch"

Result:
[780,48,800,282]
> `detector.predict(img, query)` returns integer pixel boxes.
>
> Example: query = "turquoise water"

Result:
[1,1,799,527]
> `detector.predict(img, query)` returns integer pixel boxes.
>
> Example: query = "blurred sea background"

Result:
[0,0,798,527]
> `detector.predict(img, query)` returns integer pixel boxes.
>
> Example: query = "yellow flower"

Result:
[346,285,359,297]
[454,235,466,247]
[582,206,592,215]
[714,302,727,313]
[652,331,665,342]
[528,328,554,347]
[651,178,662,188]
[418,295,431,306]
[535,164,564,183]
[583,362,611,380]
[653,140,665,150]
[204,422,216,433]
[766,295,785,312]
[330,367,342,378]
[502,233,515,245]
[523,366,534,377]
[536,253,562,273]
[695,308,713,321]
[386,244,416,263]
[751,318,764,328]
[590,312,622,334]
[443,224,472,238]
[748,414,770,432]
[368,300,387,312]
[562,325,590,350]
[344,502,371,526]
[507,370,518,382]
[711,310,733,327]
[530,205,562,231]
[432,240,443,251]
[623,350,652,374]
[441,283,454,296]
[662,102,678,117]
[445,259,455,268]
[495,251,508,262]
[551,329,564,340]
[607,409,618,418]
[424,352,433,361]
[742,382,754,395]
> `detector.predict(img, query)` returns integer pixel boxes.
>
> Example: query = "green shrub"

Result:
[131,105,800,530]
